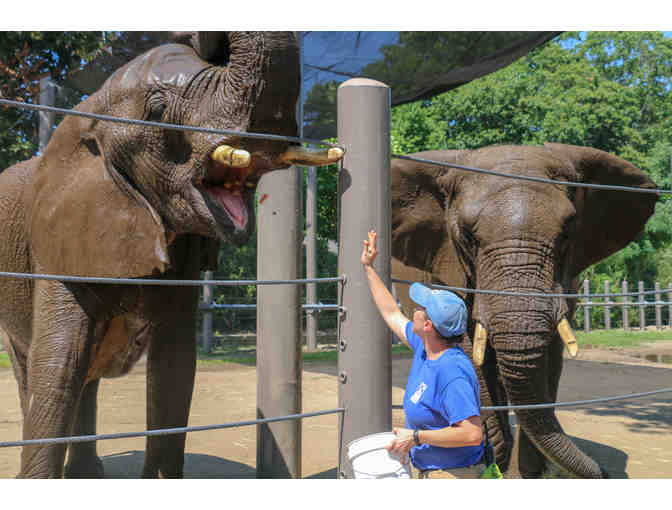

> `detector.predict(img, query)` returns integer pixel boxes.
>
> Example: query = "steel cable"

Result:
[0,270,343,286]
[391,387,672,412]
[392,278,672,299]
[0,408,345,449]
[0,98,343,149]
[391,153,671,195]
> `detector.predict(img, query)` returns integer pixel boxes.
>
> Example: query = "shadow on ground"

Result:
[570,436,629,479]
[102,451,338,479]
[102,451,256,478]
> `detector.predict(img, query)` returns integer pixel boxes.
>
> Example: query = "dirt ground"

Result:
[0,341,671,479]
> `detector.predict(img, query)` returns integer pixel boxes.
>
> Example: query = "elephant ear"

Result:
[544,143,658,277]
[390,151,469,300]
[27,116,170,278]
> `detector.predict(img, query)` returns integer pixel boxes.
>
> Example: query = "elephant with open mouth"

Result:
[390,144,657,478]
[0,31,342,478]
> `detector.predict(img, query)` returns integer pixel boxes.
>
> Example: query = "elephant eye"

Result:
[145,98,167,123]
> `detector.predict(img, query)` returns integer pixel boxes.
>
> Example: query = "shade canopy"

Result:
[62,31,561,140]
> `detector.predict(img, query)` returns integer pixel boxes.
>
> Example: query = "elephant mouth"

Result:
[197,145,258,232]
[196,142,344,237]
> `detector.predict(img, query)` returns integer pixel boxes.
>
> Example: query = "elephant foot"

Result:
[65,455,104,479]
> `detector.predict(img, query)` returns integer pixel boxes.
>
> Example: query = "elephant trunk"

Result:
[473,239,604,478]
[494,331,604,478]
[223,31,299,137]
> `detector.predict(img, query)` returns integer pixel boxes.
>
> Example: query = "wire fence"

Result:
[2,98,671,471]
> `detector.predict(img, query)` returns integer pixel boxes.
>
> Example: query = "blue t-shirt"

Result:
[404,321,484,471]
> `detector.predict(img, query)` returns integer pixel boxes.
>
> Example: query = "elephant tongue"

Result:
[206,186,247,230]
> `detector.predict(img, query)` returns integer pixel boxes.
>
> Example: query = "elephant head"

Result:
[27,31,342,278]
[391,144,657,478]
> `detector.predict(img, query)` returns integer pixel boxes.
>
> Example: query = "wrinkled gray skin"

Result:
[391,145,657,478]
[0,32,302,478]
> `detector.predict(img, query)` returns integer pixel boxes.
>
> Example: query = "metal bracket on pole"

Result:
[339,338,347,352]
[338,306,347,321]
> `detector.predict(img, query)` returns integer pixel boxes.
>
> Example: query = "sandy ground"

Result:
[0,341,671,479]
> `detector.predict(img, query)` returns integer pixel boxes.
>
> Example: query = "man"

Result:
[361,229,485,478]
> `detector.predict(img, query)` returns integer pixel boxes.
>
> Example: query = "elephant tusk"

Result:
[212,145,251,168]
[557,318,579,357]
[472,322,487,367]
[279,146,345,166]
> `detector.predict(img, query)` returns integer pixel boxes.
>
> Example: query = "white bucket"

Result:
[346,431,412,479]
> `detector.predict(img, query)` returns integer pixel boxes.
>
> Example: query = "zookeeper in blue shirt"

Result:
[361,229,485,479]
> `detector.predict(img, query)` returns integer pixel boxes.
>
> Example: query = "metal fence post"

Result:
[202,270,213,352]
[604,280,611,330]
[655,282,662,330]
[39,73,55,152]
[256,166,302,479]
[622,280,629,331]
[337,78,391,478]
[668,282,672,328]
[583,279,591,333]
[305,166,318,352]
[639,281,645,330]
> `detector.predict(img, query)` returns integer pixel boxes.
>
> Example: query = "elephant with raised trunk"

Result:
[0,31,342,478]
[391,144,657,478]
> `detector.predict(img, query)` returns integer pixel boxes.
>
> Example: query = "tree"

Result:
[0,32,105,170]
[390,32,672,298]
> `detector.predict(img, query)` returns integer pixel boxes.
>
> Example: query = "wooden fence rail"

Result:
[580,279,672,333]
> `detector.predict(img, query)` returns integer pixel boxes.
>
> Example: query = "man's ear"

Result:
[28,120,170,278]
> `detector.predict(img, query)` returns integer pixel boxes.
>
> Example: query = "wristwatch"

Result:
[413,429,420,446]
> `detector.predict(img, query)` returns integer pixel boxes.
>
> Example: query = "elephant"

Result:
[0,31,342,478]
[390,143,657,478]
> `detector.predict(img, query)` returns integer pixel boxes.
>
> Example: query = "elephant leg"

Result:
[141,291,198,478]
[481,354,514,471]
[19,281,93,478]
[64,379,104,478]
[464,329,513,471]
[4,335,30,418]
[516,335,565,478]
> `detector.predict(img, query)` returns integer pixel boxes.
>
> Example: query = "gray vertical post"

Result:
[639,281,645,330]
[305,166,318,352]
[583,279,591,333]
[202,270,213,352]
[391,283,399,344]
[655,282,662,330]
[604,280,611,330]
[256,168,302,479]
[668,283,672,328]
[39,73,55,152]
[622,280,629,330]
[337,78,391,478]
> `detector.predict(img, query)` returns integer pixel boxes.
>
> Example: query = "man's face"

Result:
[412,305,430,335]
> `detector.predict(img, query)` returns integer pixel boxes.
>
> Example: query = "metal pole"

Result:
[305,165,318,352]
[39,73,55,152]
[583,279,591,333]
[337,78,391,478]
[622,280,629,330]
[604,280,611,330]
[256,167,302,477]
[639,281,645,330]
[202,270,213,352]
[668,283,672,328]
[655,282,662,330]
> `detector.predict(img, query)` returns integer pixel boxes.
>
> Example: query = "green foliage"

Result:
[0,32,106,170]
[390,31,672,302]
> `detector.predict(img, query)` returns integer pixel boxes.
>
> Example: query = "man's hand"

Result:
[386,427,415,465]
[361,229,378,267]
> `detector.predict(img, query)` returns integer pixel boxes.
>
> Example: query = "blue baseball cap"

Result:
[409,283,467,338]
